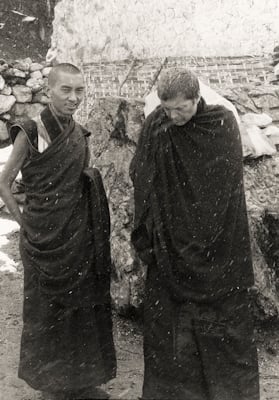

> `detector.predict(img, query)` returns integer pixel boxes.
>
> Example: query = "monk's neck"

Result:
[49,104,72,129]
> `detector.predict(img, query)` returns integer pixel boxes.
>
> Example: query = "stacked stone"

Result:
[0,58,51,143]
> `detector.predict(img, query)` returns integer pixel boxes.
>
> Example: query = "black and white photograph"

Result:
[0,1,278,399]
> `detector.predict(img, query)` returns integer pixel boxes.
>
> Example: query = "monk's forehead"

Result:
[51,70,84,86]
[161,94,193,108]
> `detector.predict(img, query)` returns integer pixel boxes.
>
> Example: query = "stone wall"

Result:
[52,0,279,64]
[0,59,51,142]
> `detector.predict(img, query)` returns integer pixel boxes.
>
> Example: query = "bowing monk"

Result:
[0,63,116,400]
[130,68,259,400]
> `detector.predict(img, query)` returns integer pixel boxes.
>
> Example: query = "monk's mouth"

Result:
[173,120,186,126]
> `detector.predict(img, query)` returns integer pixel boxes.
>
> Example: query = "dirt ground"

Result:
[0,213,278,400]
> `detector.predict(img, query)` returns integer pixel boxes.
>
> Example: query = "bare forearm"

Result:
[0,186,22,226]
[0,130,29,226]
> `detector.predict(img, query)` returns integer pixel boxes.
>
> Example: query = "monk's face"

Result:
[161,94,200,126]
[48,71,85,117]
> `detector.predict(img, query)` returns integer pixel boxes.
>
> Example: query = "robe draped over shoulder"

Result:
[10,106,116,393]
[130,98,254,303]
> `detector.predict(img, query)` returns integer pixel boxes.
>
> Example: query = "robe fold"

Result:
[10,106,116,393]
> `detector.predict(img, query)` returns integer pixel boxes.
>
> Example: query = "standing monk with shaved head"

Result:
[0,63,116,400]
[130,68,259,400]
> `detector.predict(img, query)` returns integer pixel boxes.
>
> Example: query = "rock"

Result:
[86,97,144,312]
[42,66,52,77]
[26,78,45,93]
[262,108,279,124]
[242,112,273,128]
[24,57,33,66]
[13,61,30,72]
[0,95,16,114]
[239,123,254,158]
[252,94,279,110]
[244,155,279,320]
[29,62,44,72]
[219,87,259,114]
[0,85,12,96]
[32,92,50,105]
[30,70,43,80]
[248,86,278,97]
[12,103,44,120]
[2,68,16,78]
[12,68,26,78]
[12,85,32,103]
[1,113,11,121]
[262,125,279,146]
[243,125,276,158]
[0,120,8,141]
[0,75,5,91]
[0,63,8,73]
[2,77,26,87]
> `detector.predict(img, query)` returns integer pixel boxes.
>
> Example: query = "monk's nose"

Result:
[69,91,78,102]
[170,110,178,120]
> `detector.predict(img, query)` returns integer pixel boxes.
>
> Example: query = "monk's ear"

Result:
[46,85,53,99]
[195,94,201,105]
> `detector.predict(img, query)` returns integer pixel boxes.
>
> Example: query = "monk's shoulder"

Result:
[206,103,238,128]
[145,105,165,125]
[10,118,38,147]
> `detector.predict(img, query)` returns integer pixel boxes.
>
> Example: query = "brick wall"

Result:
[77,54,275,123]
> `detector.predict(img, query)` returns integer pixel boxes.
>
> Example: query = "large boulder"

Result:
[218,85,279,123]
[86,97,145,313]
[244,156,279,320]
[86,96,279,320]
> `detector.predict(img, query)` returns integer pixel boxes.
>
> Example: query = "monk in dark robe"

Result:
[0,63,116,400]
[130,68,259,400]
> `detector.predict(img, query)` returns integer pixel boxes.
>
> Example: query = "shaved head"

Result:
[158,68,200,101]
[48,63,82,88]
[47,63,85,117]
[158,68,201,126]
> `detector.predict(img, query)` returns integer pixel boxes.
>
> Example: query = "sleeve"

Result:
[9,119,38,150]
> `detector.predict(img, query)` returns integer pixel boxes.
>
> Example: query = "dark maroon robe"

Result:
[130,97,254,302]
[130,98,259,399]
[10,106,116,395]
